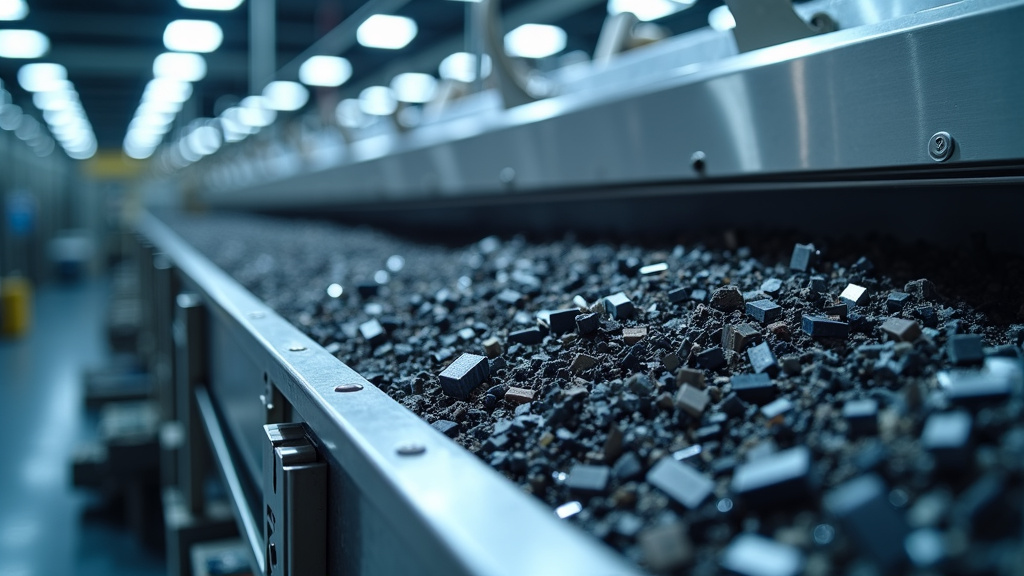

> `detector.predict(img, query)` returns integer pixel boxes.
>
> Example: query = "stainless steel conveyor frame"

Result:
[138,2,1024,573]
[139,211,644,576]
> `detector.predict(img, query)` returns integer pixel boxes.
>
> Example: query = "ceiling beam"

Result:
[28,10,318,48]
[0,45,251,81]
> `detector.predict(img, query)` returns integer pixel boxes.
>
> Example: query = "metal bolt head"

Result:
[498,167,516,185]
[288,345,307,352]
[690,151,706,173]
[334,383,364,393]
[928,131,954,162]
[396,443,426,456]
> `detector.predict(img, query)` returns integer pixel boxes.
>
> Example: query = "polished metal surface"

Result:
[197,0,1023,209]
[141,212,646,576]
[196,386,266,575]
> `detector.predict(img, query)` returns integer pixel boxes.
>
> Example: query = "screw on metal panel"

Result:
[288,345,307,352]
[690,151,706,173]
[248,311,265,319]
[809,12,838,33]
[396,443,426,456]
[928,131,954,162]
[498,167,516,184]
[334,383,364,393]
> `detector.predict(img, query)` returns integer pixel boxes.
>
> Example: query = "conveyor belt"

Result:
[144,208,1024,576]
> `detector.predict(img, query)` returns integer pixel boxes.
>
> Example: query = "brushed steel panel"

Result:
[197,0,1024,209]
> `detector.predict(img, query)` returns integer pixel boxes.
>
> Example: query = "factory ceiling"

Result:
[0,0,716,155]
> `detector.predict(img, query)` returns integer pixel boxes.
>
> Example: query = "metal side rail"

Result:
[140,210,645,576]
[195,386,265,575]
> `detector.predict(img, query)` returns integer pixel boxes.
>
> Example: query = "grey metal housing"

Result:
[197,0,1024,209]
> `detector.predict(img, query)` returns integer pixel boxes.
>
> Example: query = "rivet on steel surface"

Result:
[288,345,307,352]
[396,443,426,456]
[928,131,954,162]
[498,167,516,184]
[334,383,364,393]
[248,311,266,319]
[690,151,706,173]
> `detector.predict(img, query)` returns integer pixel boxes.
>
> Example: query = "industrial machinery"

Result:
[132,1,1024,575]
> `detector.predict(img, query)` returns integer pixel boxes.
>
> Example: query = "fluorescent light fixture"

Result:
[439,52,492,83]
[33,90,76,112]
[18,63,67,92]
[607,0,694,22]
[134,110,176,128]
[178,136,201,162]
[153,52,207,82]
[299,55,352,87]
[358,86,397,116]
[124,140,156,160]
[187,124,221,156]
[504,24,566,59]
[0,0,28,20]
[390,72,437,104]
[239,95,276,127]
[66,139,97,160]
[0,30,50,58]
[0,105,23,130]
[44,108,78,127]
[356,14,417,50]
[164,20,223,53]
[177,0,244,10]
[220,109,251,141]
[14,115,39,140]
[138,99,183,115]
[708,5,736,31]
[262,81,308,111]
[144,78,193,103]
[335,98,367,129]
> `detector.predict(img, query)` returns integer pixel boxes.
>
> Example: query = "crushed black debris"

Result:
[167,213,1024,576]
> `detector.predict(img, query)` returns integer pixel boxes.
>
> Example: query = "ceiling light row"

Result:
[0,29,49,58]
[0,0,28,21]
[124,77,195,160]
[10,63,96,159]
[124,0,233,159]
[607,0,695,22]
[144,8,573,165]
[176,0,243,10]
[123,49,212,160]
[0,86,55,157]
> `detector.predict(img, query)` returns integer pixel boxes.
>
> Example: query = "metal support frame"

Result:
[249,0,277,95]
[137,240,156,367]
[154,254,176,423]
[724,0,826,53]
[263,423,326,576]
[176,292,210,515]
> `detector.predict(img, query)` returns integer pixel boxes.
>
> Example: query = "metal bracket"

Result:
[261,376,289,425]
[476,0,538,108]
[725,0,837,53]
[175,292,209,515]
[263,423,326,576]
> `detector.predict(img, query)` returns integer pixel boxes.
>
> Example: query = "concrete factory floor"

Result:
[0,278,164,576]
